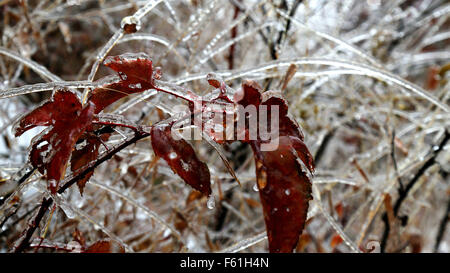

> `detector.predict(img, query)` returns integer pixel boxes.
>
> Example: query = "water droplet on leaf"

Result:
[169,152,177,159]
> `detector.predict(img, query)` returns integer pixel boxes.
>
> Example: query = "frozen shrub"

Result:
[0,0,449,253]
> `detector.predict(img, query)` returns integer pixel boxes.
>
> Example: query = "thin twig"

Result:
[381,130,450,252]
[314,129,335,165]
[13,197,53,253]
[434,196,450,252]
[390,130,404,192]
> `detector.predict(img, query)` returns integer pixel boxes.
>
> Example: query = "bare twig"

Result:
[381,130,450,252]
[434,196,450,252]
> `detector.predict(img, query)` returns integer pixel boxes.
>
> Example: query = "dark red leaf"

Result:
[88,53,156,113]
[70,134,109,195]
[14,89,82,136]
[234,80,314,253]
[251,138,313,252]
[150,121,211,196]
[233,79,263,108]
[14,89,95,193]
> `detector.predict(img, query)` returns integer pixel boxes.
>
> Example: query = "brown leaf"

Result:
[72,228,86,248]
[330,234,344,248]
[296,233,311,252]
[174,211,188,232]
[186,190,203,205]
[84,240,125,253]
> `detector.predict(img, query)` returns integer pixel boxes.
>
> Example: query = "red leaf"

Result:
[233,79,262,108]
[70,134,109,195]
[88,53,156,113]
[14,89,82,136]
[234,80,314,253]
[150,121,211,196]
[14,89,95,193]
[84,240,124,253]
[250,137,313,253]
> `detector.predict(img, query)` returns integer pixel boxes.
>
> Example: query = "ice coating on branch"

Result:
[103,52,151,66]
[121,16,141,34]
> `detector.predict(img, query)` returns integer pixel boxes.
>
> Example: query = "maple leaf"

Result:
[14,89,95,193]
[234,80,315,253]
